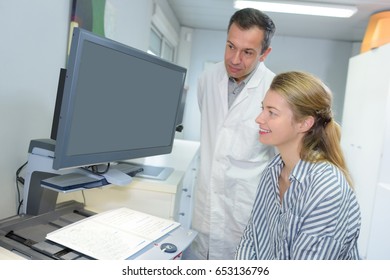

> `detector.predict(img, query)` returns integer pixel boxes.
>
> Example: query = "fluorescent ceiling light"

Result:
[234,1,358,18]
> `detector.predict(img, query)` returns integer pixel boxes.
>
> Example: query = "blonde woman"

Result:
[235,71,361,260]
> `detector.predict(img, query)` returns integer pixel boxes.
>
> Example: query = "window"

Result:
[148,25,175,62]
[149,27,162,57]
[148,3,178,63]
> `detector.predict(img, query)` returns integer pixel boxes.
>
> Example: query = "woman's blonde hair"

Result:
[270,71,353,188]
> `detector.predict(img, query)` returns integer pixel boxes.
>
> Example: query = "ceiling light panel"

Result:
[234,1,358,18]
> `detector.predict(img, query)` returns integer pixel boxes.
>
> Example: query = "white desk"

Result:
[57,139,200,228]
[0,247,26,260]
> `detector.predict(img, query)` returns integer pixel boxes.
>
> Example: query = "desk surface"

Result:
[0,247,26,260]
[130,139,200,172]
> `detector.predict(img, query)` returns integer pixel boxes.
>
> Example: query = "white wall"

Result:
[181,28,355,141]
[0,0,71,219]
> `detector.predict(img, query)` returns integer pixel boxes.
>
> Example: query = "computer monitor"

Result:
[52,27,187,171]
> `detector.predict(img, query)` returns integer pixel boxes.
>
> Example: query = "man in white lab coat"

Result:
[184,8,276,260]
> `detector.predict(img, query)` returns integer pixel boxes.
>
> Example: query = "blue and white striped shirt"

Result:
[235,154,361,260]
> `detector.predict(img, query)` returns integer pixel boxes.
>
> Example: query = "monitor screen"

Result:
[52,27,186,170]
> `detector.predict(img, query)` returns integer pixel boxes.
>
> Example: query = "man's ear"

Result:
[259,47,272,62]
[300,116,315,133]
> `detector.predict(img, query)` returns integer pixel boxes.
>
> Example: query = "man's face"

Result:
[224,23,271,83]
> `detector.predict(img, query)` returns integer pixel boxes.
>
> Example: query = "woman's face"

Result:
[255,89,304,150]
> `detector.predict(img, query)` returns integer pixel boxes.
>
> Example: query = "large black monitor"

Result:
[52,27,186,171]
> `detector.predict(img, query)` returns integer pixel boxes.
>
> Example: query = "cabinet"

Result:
[57,139,200,229]
[340,43,390,259]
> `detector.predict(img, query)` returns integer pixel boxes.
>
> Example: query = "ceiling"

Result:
[167,0,390,42]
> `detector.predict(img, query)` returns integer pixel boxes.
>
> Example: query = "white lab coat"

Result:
[188,61,276,260]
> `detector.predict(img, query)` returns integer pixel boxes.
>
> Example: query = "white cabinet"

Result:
[340,43,390,259]
[174,151,199,228]
[57,139,200,228]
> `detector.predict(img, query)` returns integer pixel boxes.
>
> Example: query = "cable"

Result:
[16,161,28,215]
[87,163,111,175]
[79,189,87,206]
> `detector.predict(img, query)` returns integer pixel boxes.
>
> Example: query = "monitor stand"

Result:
[115,162,174,181]
[100,168,133,186]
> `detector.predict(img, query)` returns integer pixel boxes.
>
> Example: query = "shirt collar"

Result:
[228,62,259,86]
[268,154,317,184]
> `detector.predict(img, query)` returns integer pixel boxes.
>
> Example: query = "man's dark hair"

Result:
[228,8,276,54]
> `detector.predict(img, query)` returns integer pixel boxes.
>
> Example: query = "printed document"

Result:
[46,207,180,259]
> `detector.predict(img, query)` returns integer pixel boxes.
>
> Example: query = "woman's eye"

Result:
[269,110,276,117]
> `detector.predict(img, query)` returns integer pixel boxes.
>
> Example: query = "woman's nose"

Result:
[255,112,263,124]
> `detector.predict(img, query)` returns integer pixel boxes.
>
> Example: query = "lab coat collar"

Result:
[228,62,267,108]
[246,62,267,89]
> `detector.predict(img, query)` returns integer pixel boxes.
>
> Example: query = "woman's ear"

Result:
[300,116,315,133]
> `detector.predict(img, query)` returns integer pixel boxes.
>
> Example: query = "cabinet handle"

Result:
[182,188,188,192]
[179,212,185,216]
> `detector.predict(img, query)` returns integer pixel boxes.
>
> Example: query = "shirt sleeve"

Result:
[235,218,257,260]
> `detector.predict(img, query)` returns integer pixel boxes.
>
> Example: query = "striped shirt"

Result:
[235,154,361,260]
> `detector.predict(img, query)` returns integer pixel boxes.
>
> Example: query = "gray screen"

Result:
[67,41,182,155]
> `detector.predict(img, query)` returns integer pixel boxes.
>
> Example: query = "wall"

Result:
[0,0,70,219]
[181,28,354,141]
